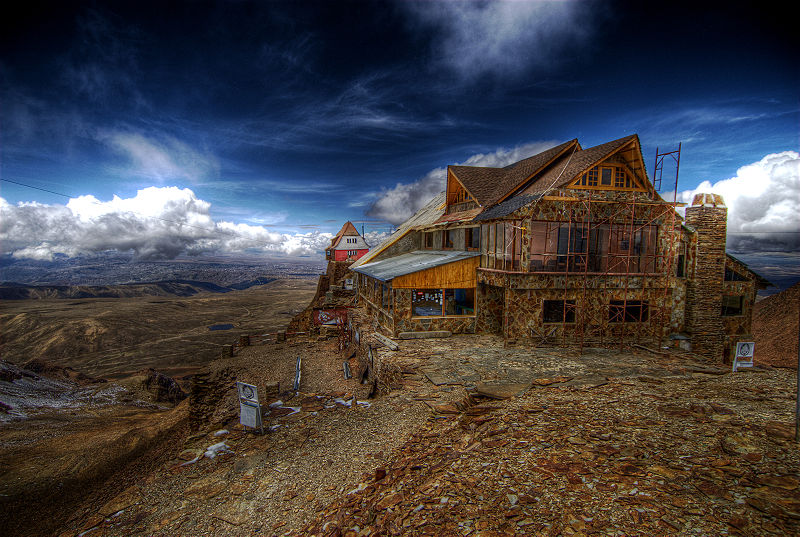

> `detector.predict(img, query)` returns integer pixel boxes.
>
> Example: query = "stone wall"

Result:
[684,194,727,360]
[477,283,504,334]
[476,269,668,346]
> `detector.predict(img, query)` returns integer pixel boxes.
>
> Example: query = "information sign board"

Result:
[239,400,262,428]
[236,381,263,432]
[732,341,755,372]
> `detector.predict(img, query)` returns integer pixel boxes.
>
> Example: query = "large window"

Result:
[528,221,657,274]
[484,220,522,270]
[412,288,475,317]
[609,300,649,323]
[722,295,743,316]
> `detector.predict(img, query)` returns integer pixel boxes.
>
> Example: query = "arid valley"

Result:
[1,259,799,537]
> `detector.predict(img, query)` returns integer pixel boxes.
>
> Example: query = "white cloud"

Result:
[0,187,332,261]
[402,0,592,80]
[674,151,800,252]
[367,140,560,225]
[101,131,220,183]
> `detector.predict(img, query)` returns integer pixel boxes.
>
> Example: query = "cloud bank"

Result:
[674,151,800,252]
[0,187,332,261]
[402,0,592,80]
[367,141,560,225]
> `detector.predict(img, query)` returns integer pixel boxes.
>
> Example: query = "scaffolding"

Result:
[507,145,683,353]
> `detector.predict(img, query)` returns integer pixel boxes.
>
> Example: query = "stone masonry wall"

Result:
[684,199,727,361]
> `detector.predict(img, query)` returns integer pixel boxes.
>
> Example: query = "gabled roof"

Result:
[523,135,644,195]
[350,191,446,269]
[473,193,544,222]
[448,139,579,207]
[726,253,773,289]
[352,250,480,282]
[329,221,361,249]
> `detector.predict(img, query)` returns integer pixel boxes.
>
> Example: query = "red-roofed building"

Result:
[325,221,370,262]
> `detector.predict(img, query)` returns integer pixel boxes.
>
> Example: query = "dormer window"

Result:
[574,164,638,190]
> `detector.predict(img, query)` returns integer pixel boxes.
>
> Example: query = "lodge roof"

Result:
[473,193,543,222]
[350,191,446,269]
[351,250,480,282]
[524,135,640,194]
[449,139,578,207]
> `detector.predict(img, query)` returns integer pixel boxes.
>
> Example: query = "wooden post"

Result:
[796,303,799,442]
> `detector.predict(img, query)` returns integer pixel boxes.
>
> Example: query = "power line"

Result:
[1,177,232,235]
[0,177,346,238]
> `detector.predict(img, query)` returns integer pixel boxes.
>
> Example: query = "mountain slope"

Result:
[753,281,799,368]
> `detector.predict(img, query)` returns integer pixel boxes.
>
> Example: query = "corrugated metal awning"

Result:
[351,250,481,282]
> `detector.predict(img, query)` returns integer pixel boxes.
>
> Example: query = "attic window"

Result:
[575,165,638,191]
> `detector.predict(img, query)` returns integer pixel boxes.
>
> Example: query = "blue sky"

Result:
[1,1,798,278]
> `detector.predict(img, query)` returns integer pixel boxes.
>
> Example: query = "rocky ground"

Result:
[42,329,799,537]
[754,281,799,369]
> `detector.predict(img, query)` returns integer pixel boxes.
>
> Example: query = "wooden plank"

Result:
[373,332,399,351]
[392,256,479,289]
[398,331,452,340]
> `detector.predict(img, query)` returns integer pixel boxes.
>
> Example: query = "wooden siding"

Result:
[392,256,479,289]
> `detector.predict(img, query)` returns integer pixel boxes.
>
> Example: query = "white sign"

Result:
[239,401,262,428]
[733,341,755,372]
[236,382,262,431]
[237,382,259,403]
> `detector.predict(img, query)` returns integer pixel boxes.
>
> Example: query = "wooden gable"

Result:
[446,169,478,213]
[567,138,650,193]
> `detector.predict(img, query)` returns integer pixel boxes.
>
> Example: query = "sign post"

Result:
[236,381,263,434]
[732,341,755,372]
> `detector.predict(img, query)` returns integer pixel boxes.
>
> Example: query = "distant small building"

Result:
[325,221,370,262]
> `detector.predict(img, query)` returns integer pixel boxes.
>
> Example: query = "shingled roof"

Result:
[523,135,640,195]
[448,139,579,207]
[329,221,361,249]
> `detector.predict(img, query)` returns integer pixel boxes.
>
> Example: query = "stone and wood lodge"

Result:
[350,134,769,362]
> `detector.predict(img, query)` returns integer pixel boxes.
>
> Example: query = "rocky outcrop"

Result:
[753,281,800,368]
[189,368,236,430]
[142,369,187,403]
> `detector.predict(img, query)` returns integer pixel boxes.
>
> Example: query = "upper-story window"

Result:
[465,227,480,250]
[574,164,638,190]
[442,229,455,249]
[424,232,434,249]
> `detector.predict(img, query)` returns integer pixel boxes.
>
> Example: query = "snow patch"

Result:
[204,441,232,459]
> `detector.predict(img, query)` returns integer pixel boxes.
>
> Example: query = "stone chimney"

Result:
[684,193,727,360]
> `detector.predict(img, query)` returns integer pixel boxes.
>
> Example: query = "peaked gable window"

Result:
[573,163,641,191]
